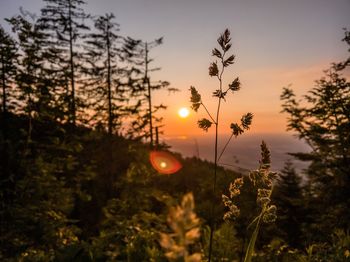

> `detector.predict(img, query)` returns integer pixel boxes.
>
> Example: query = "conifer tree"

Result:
[0,26,17,257]
[272,160,304,247]
[38,0,90,125]
[7,13,51,142]
[123,37,171,145]
[84,13,125,135]
[0,25,17,138]
[281,30,350,236]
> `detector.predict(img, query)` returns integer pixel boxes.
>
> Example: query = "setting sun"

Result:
[178,107,190,118]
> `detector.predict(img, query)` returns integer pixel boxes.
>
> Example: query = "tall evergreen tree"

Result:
[281,30,350,236]
[272,160,304,247]
[7,13,51,142]
[123,37,171,145]
[84,13,126,135]
[38,0,90,125]
[0,25,17,138]
[0,26,17,259]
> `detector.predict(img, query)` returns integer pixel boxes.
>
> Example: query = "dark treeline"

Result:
[0,0,172,140]
[1,0,350,261]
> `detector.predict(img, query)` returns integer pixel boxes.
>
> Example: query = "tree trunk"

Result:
[68,0,76,125]
[145,43,153,147]
[106,21,112,136]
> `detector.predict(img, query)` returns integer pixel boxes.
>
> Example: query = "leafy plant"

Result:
[160,193,202,262]
[189,28,253,261]
[223,141,278,262]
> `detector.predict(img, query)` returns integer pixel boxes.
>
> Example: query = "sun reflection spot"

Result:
[160,161,167,168]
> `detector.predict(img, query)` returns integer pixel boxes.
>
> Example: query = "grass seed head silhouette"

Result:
[189,28,253,261]
[223,141,278,262]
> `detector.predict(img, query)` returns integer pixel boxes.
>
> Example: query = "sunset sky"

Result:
[1,0,349,137]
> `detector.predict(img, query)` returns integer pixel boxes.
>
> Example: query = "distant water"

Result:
[164,133,311,172]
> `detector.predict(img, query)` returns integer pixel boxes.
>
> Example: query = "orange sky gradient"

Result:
[1,0,349,139]
[157,61,342,136]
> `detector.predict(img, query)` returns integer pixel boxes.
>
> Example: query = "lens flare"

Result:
[149,151,182,175]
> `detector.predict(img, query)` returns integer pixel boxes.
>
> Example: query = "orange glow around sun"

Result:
[178,107,190,118]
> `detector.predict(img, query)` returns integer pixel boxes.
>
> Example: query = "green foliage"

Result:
[295,229,350,262]
[202,223,241,261]
[0,137,80,260]
[253,238,300,262]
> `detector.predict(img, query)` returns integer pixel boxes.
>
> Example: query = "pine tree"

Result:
[123,37,171,145]
[7,13,52,142]
[38,0,90,125]
[0,25,17,138]
[84,13,126,135]
[272,160,304,247]
[281,30,350,236]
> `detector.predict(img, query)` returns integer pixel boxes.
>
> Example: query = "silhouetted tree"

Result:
[0,25,17,138]
[38,0,90,125]
[7,13,51,142]
[281,30,350,236]
[272,160,304,247]
[84,13,126,135]
[123,37,171,145]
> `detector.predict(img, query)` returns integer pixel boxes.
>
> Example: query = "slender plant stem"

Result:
[244,214,262,262]
[1,51,8,140]
[218,132,234,162]
[68,0,76,126]
[208,54,225,261]
[145,42,153,147]
[106,18,113,136]
[201,102,216,124]
[244,185,274,262]
[218,163,237,168]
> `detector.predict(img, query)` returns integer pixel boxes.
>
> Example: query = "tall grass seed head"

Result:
[189,86,201,112]
[262,205,277,223]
